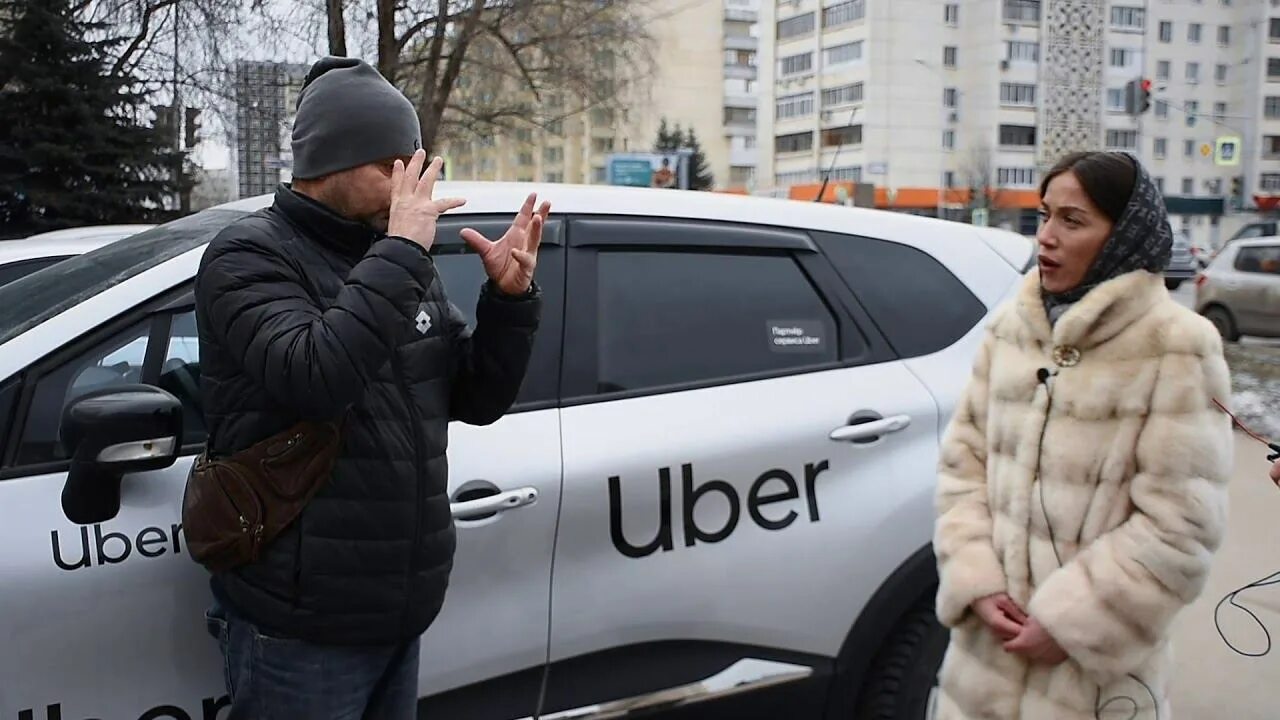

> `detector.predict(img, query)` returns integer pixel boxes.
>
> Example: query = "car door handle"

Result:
[450,487,538,521]
[829,415,911,443]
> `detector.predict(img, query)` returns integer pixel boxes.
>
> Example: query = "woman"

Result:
[933,151,1234,719]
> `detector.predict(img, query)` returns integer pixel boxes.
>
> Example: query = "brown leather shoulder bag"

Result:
[182,419,341,573]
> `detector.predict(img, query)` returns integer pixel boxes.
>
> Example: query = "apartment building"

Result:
[233,61,309,198]
[442,0,760,190]
[759,0,1280,244]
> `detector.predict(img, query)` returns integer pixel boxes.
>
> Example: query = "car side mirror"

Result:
[59,384,183,524]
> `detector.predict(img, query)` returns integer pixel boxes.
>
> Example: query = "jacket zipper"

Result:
[390,350,426,633]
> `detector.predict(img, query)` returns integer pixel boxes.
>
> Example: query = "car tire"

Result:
[853,597,950,720]
[1203,305,1241,342]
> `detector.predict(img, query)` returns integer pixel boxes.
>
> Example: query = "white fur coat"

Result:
[932,269,1234,720]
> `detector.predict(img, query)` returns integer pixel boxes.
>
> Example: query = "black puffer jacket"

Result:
[194,186,540,645]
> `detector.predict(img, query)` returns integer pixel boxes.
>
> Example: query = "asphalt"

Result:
[1170,432,1280,719]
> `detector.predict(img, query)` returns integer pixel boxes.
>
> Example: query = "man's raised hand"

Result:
[388,150,466,251]
[460,193,550,296]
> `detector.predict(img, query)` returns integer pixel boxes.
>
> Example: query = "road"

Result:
[1171,432,1280,719]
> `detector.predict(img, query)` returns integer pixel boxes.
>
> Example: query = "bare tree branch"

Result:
[327,0,348,56]
[109,0,177,79]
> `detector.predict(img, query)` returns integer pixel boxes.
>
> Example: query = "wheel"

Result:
[1165,278,1184,290]
[854,597,950,720]
[1202,305,1241,342]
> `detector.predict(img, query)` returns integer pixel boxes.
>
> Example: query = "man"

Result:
[193,56,548,718]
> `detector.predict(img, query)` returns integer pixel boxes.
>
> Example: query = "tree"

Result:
[321,0,655,155]
[683,127,713,191]
[655,117,678,152]
[0,0,177,237]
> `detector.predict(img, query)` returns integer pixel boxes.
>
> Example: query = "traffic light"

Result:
[184,107,201,149]
[1124,78,1153,115]
[1231,175,1243,198]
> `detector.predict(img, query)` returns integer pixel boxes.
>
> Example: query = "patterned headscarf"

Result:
[1042,152,1173,325]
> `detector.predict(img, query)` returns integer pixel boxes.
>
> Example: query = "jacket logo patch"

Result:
[415,304,433,335]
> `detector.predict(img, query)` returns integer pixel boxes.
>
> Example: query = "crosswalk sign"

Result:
[1216,137,1241,166]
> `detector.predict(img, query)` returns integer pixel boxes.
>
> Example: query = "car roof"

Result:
[1229,236,1280,248]
[0,224,155,263]
[213,183,1033,269]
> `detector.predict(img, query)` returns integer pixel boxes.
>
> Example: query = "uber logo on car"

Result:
[608,461,830,559]
[50,522,185,571]
[17,696,228,720]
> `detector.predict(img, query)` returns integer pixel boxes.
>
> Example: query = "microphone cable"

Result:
[1034,368,1160,720]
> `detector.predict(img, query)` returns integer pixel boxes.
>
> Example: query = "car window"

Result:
[16,319,153,465]
[0,209,246,346]
[1235,246,1280,274]
[433,218,563,406]
[0,256,70,288]
[13,306,207,466]
[594,250,838,395]
[0,377,16,454]
[813,231,986,358]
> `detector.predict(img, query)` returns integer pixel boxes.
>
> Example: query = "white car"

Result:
[0,224,154,287]
[0,185,1031,720]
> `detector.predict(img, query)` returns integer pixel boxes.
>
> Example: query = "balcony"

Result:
[730,145,758,166]
[1002,0,1040,24]
[724,64,758,80]
[725,7,758,22]
[724,93,757,109]
[725,35,758,52]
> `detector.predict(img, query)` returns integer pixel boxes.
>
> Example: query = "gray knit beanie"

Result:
[291,57,422,179]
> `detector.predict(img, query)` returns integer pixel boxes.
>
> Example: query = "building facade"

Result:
[759,0,1280,244]
[234,61,309,199]
[441,0,760,191]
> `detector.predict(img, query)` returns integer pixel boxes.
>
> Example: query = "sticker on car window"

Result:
[767,320,827,353]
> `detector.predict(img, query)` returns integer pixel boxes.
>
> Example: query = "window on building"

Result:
[822,82,865,106]
[943,46,958,67]
[1186,62,1200,84]
[592,137,615,154]
[1003,0,1040,23]
[1266,96,1280,118]
[1159,21,1173,42]
[1186,100,1199,124]
[1217,64,1229,84]
[1265,135,1280,158]
[999,124,1036,147]
[1106,129,1138,149]
[1111,6,1143,30]
[943,129,956,149]
[825,41,864,66]
[943,87,959,107]
[1269,57,1280,79]
[1005,41,1039,63]
[776,92,815,120]
[823,0,866,28]
[780,52,813,76]
[1000,83,1036,106]
[729,166,754,185]
[1188,23,1202,43]
[724,107,757,125]
[944,171,956,188]
[1157,60,1171,81]
[1154,177,1165,193]
[545,171,564,183]
[1260,174,1280,191]
[1219,25,1231,45]
[1270,18,1280,40]
[1214,102,1227,122]
[725,49,756,67]
[1185,139,1196,157]
[945,3,959,25]
[1154,138,1168,158]
[775,170,815,186]
[1207,178,1223,195]
[822,125,862,147]
[1110,48,1136,68]
[518,152,533,166]
[776,12,815,40]
[997,167,1037,187]
[1182,177,1194,195]
[1106,88,1126,111]
[776,131,815,153]
[544,146,564,163]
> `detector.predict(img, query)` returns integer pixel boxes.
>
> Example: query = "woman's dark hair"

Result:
[1039,151,1137,224]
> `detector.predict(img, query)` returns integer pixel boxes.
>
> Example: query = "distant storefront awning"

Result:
[1163,196,1225,215]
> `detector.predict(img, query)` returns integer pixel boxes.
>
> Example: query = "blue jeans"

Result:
[205,601,420,720]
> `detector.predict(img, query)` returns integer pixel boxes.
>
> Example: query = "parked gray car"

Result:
[1165,230,1198,289]
[1195,237,1280,340]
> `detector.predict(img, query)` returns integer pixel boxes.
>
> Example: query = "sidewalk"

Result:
[1171,432,1280,719]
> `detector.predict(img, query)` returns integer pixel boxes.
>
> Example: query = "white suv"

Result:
[0,184,1031,720]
